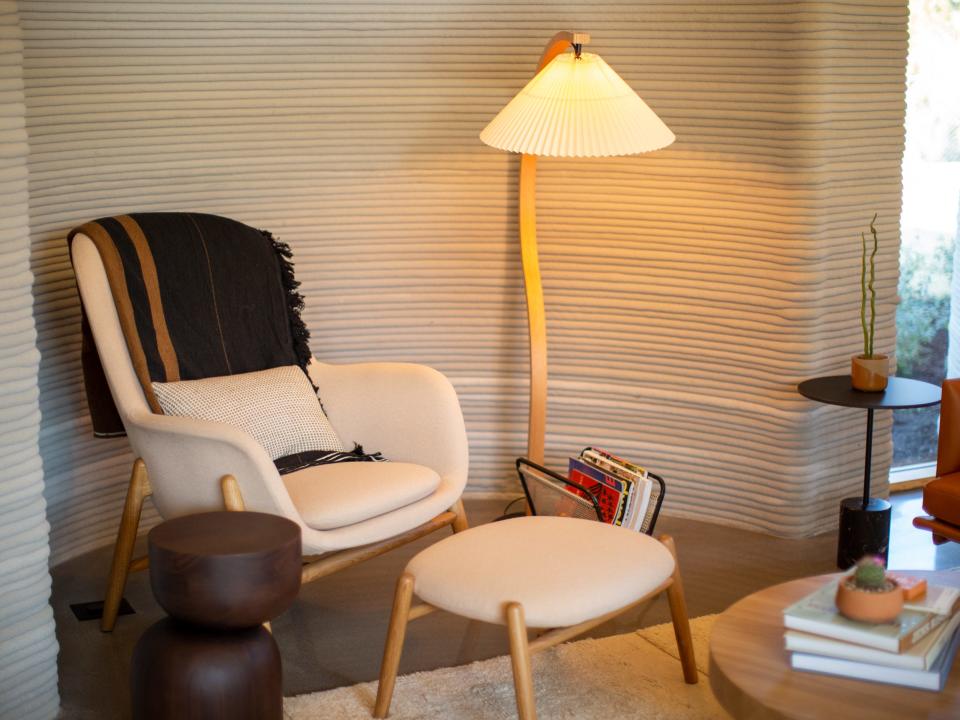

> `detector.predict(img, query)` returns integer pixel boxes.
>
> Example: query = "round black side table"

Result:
[798,375,941,569]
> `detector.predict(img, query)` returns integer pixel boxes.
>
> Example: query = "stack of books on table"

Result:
[566,447,657,532]
[782,578,960,691]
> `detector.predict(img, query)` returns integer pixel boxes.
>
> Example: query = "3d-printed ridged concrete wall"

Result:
[19,1,907,566]
[0,3,59,718]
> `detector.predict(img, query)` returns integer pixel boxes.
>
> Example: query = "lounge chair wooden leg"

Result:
[223,473,269,634]
[102,458,150,632]
[660,534,698,684]
[221,474,245,511]
[374,573,415,718]
[506,602,537,720]
[450,499,469,533]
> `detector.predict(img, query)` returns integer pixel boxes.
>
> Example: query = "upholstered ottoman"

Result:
[373,516,697,720]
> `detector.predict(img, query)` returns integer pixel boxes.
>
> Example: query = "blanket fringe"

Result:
[262,229,312,373]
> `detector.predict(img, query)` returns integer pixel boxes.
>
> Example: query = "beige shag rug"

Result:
[284,615,727,719]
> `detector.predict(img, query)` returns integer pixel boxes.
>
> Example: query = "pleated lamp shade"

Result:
[480,51,675,158]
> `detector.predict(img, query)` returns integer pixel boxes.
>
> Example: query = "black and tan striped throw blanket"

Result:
[68,212,381,473]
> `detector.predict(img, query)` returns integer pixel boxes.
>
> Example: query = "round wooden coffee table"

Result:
[710,570,960,720]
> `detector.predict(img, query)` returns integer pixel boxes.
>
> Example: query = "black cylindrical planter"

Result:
[131,619,282,720]
[837,497,892,569]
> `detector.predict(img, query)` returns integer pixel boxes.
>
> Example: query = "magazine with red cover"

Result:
[567,457,627,525]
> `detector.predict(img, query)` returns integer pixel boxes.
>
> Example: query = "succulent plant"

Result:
[852,555,888,591]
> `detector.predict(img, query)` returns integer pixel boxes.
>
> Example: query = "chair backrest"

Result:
[71,234,152,433]
[72,232,306,524]
[939,378,960,478]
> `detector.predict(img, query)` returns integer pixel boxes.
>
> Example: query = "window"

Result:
[894,0,959,475]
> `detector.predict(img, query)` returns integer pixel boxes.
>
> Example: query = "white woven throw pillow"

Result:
[152,365,345,460]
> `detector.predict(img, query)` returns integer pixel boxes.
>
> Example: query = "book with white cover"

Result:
[785,611,960,671]
[790,621,960,691]
[904,584,960,615]
[783,581,948,653]
[635,481,654,531]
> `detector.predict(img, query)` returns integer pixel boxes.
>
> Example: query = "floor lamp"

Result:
[480,32,675,464]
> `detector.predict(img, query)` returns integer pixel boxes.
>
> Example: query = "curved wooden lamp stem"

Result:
[520,152,545,464]
[521,31,586,464]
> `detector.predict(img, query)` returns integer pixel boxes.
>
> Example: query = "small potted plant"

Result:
[835,555,903,623]
[851,213,888,391]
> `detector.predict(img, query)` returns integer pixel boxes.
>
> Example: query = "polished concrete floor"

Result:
[51,490,958,719]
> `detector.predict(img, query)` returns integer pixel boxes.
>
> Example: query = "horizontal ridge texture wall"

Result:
[0,3,59,718]
[20,1,906,565]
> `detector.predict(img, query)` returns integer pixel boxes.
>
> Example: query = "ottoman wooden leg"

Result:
[506,602,537,720]
[374,573,415,718]
[660,534,698,684]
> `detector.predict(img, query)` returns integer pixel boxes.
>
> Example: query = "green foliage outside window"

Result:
[894,234,953,465]
[897,237,952,381]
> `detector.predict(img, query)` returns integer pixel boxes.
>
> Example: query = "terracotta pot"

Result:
[851,354,888,392]
[835,577,903,624]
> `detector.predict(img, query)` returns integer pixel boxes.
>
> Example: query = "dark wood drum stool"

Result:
[130,511,301,720]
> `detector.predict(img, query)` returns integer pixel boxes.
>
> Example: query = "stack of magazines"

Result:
[567,448,658,532]
[783,577,960,691]
[516,447,664,534]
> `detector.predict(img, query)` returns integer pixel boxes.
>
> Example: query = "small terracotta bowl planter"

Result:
[836,576,903,624]
[835,556,903,624]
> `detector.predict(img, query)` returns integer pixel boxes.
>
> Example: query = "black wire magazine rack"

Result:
[515,451,666,535]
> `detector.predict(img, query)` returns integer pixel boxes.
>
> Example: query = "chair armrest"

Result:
[309,360,469,494]
[124,410,303,524]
